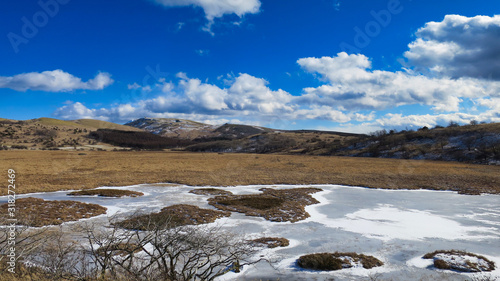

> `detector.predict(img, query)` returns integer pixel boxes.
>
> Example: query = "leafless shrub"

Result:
[2,211,262,280]
[28,227,81,280]
[78,213,261,280]
[0,217,50,263]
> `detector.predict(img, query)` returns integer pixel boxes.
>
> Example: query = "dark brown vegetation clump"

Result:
[67,189,144,197]
[116,204,231,230]
[189,188,233,196]
[297,253,343,271]
[251,237,290,248]
[89,129,194,150]
[457,188,482,195]
[217,196,285,210]
[208,187,322,222]
[433,259,451,270]
[0,197,107,227]
[297,252,384,271]
[423,250,495,272]
[335,252,385,269]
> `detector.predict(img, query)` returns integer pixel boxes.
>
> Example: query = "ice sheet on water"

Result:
[305,203,498,241]
[3,183,500,280]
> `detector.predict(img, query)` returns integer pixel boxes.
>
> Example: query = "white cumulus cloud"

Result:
[151,0,261,33]
[0,70,113,92]
[298,52,500,112]
[227,73,294,114]
[54,72,368,125]
[50,15,500,133]
[404,15,500,79]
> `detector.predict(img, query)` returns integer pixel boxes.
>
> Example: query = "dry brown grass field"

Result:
[1,150,499,196]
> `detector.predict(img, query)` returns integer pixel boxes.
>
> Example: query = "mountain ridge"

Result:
[125,117,362,139]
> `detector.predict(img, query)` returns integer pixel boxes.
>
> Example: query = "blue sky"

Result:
[1,0,500,133]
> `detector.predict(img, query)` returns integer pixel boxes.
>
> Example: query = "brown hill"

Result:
[0,118,141,151]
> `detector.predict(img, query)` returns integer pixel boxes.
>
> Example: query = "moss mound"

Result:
[297,252,383,271]
[423,250,495,272]
[0,197,107,227]
[217,196,284,210]
[68,189,144,197]
[208,187,322,222]
[298,253,342,271]
[116,204,230,231]
[251,237,290,248]
[189,188,233,196]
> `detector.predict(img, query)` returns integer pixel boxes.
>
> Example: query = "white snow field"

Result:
[4,184,500,281]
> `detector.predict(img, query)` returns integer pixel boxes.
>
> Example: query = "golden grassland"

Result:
[1,150,499,196]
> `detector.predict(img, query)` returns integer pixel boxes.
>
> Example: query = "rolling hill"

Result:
[125,117,500,164]
[125,117,362,154]
[125,118,216,139]
[0,117,142,150]
[1,116,499,165]
[72,119,143,131]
